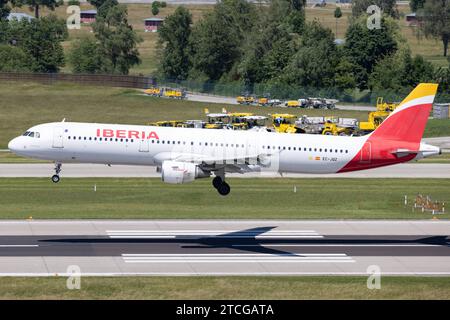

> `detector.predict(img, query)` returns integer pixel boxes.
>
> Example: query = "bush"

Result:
[69,37,106,74]
[0,45,32,72]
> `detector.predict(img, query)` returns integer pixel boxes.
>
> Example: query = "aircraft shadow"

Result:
[39,227,450,257]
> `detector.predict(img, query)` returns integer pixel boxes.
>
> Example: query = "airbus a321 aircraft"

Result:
[8,83,441,195]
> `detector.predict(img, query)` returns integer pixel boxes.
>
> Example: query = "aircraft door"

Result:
[360,142,371,163]
[139,139,149,152]
[52,127,64,148]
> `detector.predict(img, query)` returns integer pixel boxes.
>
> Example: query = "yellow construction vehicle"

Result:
[270,114,301,133]
[228,112,254,125]
[285,100,300,108]
[149,120,185,127]
[163,88,186,99]
[258,97,269,106]
[358,97,399,133]
[143,87,162,96]
[236,95,255,105]
[376,97,397,112]
[322,123,354,136]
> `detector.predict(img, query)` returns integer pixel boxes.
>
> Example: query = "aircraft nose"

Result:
[8,137,20,152]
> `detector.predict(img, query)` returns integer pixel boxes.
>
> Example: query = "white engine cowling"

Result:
[161,161,210,184]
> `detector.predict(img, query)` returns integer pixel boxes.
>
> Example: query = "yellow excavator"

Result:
[359,97,399,133]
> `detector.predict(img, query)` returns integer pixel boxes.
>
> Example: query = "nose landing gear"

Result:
[212,175,230,196]
[51,162,62,183]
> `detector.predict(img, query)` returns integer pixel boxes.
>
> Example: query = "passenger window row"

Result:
[262,145,348,154]
[66,136,349,154]
[68,136,135,143]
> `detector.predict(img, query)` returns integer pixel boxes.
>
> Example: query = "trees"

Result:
[344,17,398,89]
[151,3,159,16]
[158,6,192,80]
[280,21,339,88]
[0,0,11,20]
[0,44,31,71]
[92,3,142,74]
[369,48,434,92]
[189,0,255,81]
[334,6,342,37]
[6,15,68,72]
[14,0,64,19]
[410,0,425,12]
[69,38,105,74]
[419,0,450,57]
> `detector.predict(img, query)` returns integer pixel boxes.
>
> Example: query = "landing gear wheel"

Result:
[217,182,230,196]
[212,176,223,189]
[51,175,60,183]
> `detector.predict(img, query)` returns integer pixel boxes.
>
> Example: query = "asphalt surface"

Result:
[0,220,448,276]
[185,93,376,111]
[1,163,449,178]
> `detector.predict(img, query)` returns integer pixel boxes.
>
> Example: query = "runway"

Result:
[0,220,448,276]
[0,163,449,178]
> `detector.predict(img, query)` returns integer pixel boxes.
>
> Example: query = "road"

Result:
[0,220,448,276]
[186,93,376,111]
[0,163,449,178]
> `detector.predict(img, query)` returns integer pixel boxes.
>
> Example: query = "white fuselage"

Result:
[9,122,369,174]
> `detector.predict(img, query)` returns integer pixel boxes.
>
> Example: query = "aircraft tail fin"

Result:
[370,83,438,145]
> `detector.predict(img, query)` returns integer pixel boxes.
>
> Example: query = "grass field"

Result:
[0,82,370,149]
[0,178,448,219]
[13,3,447,75]
[0,276,448,299]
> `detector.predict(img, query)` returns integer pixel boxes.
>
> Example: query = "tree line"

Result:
[157,0,449,99]
[0,0,141,74]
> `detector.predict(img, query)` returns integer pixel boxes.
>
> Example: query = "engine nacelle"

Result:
[161,161,210,184]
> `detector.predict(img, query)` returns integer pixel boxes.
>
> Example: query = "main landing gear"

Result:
[51,162,62,183]
[212,175,230,196]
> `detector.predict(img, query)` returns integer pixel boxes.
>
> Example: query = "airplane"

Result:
[8,83,441,196]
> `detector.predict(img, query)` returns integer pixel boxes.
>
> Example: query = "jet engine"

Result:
[161,161,210,184]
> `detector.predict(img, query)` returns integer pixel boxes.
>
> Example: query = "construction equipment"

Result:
[257,97,269,106]
[376,97,397,112]
[228,112,254,125]
[143,87,162,97]
[236,95,255,105]
[163,88,186,99]
[205,113,231,129]
[358,97,399,133]
[308,98,337,109]
[149,120,186,127]
[180,120,205,128]
[285,100,300,108]
[271,114,302,133]
[296,116,358,136]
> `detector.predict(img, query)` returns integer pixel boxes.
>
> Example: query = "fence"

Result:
[0,72,155,89]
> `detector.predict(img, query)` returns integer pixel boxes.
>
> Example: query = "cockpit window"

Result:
[28,132,35,137]
[35,132,40,138]
[23,131,30,136]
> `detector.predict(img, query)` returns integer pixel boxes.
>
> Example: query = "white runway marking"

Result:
[107,230,324,239]
[0,245,39,248]
[121,253,355,263]
[232,244,443,247]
